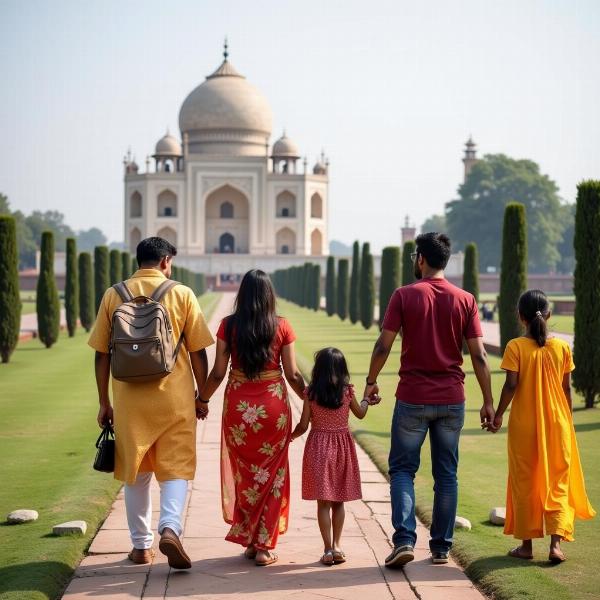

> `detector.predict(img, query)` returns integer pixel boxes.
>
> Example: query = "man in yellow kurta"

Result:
[88,237,214,569]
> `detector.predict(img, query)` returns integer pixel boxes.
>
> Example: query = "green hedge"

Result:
[0,216,21,362]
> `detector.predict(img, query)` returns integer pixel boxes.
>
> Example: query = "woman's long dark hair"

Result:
[225,269,278,380]
[307,347,350,409]
[518,289,550,347]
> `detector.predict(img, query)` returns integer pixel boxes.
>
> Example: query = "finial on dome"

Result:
[223,37,229,60]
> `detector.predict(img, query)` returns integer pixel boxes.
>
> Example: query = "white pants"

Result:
[124,473,188,549]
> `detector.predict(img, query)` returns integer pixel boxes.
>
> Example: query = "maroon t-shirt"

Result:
[381,277,482,404]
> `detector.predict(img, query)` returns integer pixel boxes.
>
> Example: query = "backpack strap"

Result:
[113,282,134,303]
[151,279,180,303]
[151,279,185,360]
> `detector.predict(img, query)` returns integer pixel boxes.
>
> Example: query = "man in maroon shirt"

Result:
[363,232,495,568]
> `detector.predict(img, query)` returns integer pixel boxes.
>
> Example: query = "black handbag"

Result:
[93,425,115,473]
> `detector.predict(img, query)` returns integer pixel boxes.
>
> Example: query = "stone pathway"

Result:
[62,293,484,600]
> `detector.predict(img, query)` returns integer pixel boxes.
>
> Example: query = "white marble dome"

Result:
[272,132,300,158]
[155,131,182,156]
[179,55,273,156]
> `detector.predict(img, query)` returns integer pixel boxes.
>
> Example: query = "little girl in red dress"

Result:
[291,347,374,565]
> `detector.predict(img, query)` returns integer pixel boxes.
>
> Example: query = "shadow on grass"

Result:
[574,421,600,433]
[0,560,73,598]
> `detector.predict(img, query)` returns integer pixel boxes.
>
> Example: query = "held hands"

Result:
[363,383,381,405]
[480,403,500,433]
[195,391,209,420]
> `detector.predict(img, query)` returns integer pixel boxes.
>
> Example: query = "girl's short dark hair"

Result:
[307,347,350,409]
[518,289,550,347]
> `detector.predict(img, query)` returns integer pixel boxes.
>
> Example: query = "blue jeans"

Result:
[388,401,465,553]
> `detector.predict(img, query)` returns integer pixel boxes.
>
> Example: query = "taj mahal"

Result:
[123,43,329,280]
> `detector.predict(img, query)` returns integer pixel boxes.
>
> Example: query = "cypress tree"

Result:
[360,243,375,329]
[36,231,60,348]
[499,202,527,353]
[302,263,312,308]
[94,246,109,313]
[325,256,336,316]
[462,242,479,302]
[78,252,94,332]
[109,249,122,285]
[311,264,321,311]
[379,246,400,323]
[573,181,600,408]
[337,259,349,321]
[131,256,138,275]
[64,237,78,337]
[121,251,131,280]
[402,240,416,286]
[349,241,361,324]
[0,216,22,362]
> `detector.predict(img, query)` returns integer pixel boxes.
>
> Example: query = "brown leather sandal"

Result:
[320,550,335,566]
[332,550,346,564]
[255,551,278,566]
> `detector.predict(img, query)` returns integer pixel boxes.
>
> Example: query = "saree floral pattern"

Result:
[221,371,292,550]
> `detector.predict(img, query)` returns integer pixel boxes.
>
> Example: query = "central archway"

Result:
[205,184,249,253]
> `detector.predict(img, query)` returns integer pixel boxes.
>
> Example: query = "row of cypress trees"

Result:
[272,263,321,311]
[0,229,209,360]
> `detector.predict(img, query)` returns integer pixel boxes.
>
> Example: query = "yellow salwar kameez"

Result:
[88,269,214,484]
[501,337,595,541]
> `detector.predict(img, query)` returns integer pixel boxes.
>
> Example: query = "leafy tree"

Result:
[337,259,349,321]
[78,252,94,332]
[109,249,122,285]
[26,210,75,254]
[380,246,400,323]
[421,213,446,234]
[499,203,527,352]
[556,203,576,274]
[0,193,9,214]
[462,242,479,302]
[121,251,131,280]
[360,243,375,329]
[94,246,109,313]
[36,231,61,348]
[0,216,22,362]
[325,256,336,316]
[402,240,416,286]
[349,241,361,324]
[64,238,78,337]
[446,154,565,273]
[573,181,600,408]
[77,227,107,251]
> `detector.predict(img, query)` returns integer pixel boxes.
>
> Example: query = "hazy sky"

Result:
[1,0,598,252]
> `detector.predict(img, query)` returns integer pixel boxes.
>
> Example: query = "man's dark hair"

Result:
[136,237,177,267]
[415,232,451,270]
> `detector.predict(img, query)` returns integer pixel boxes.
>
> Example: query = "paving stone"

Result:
[62,572,147,598]
[455,516,472,530]
[74,554,151,577]
[6,509,38,523]
[489,506,506,525]
[53,520,87,535]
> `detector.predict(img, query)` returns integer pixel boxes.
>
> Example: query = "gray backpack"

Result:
[109,280,184,383]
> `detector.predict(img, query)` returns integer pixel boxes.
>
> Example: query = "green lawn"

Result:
[278,300,599,600]
[0,292,221,600]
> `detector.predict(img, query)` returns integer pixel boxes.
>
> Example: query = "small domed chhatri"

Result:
[155,131,182,157]
[123,40,330,287]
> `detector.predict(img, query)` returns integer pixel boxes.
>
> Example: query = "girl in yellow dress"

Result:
[493,289,595,563]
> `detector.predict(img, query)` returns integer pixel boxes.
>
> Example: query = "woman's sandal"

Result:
[244,545,257,560]
[255,551,278,566]
[549,549,566,564]
[320,550,335,566]
[508,546,533,560]
[332,550,346,564]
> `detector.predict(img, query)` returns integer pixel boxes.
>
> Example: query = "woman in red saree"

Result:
[199,270,306,565]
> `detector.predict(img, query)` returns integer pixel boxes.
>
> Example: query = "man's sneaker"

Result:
[431,551,449,564]
[385,545,414,568]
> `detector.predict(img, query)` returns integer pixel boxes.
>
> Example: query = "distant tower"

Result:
[462,136,478,182]
[401,215,416,245]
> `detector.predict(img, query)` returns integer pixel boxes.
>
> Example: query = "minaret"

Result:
[462,136,478,182]
[401,215,416,245]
